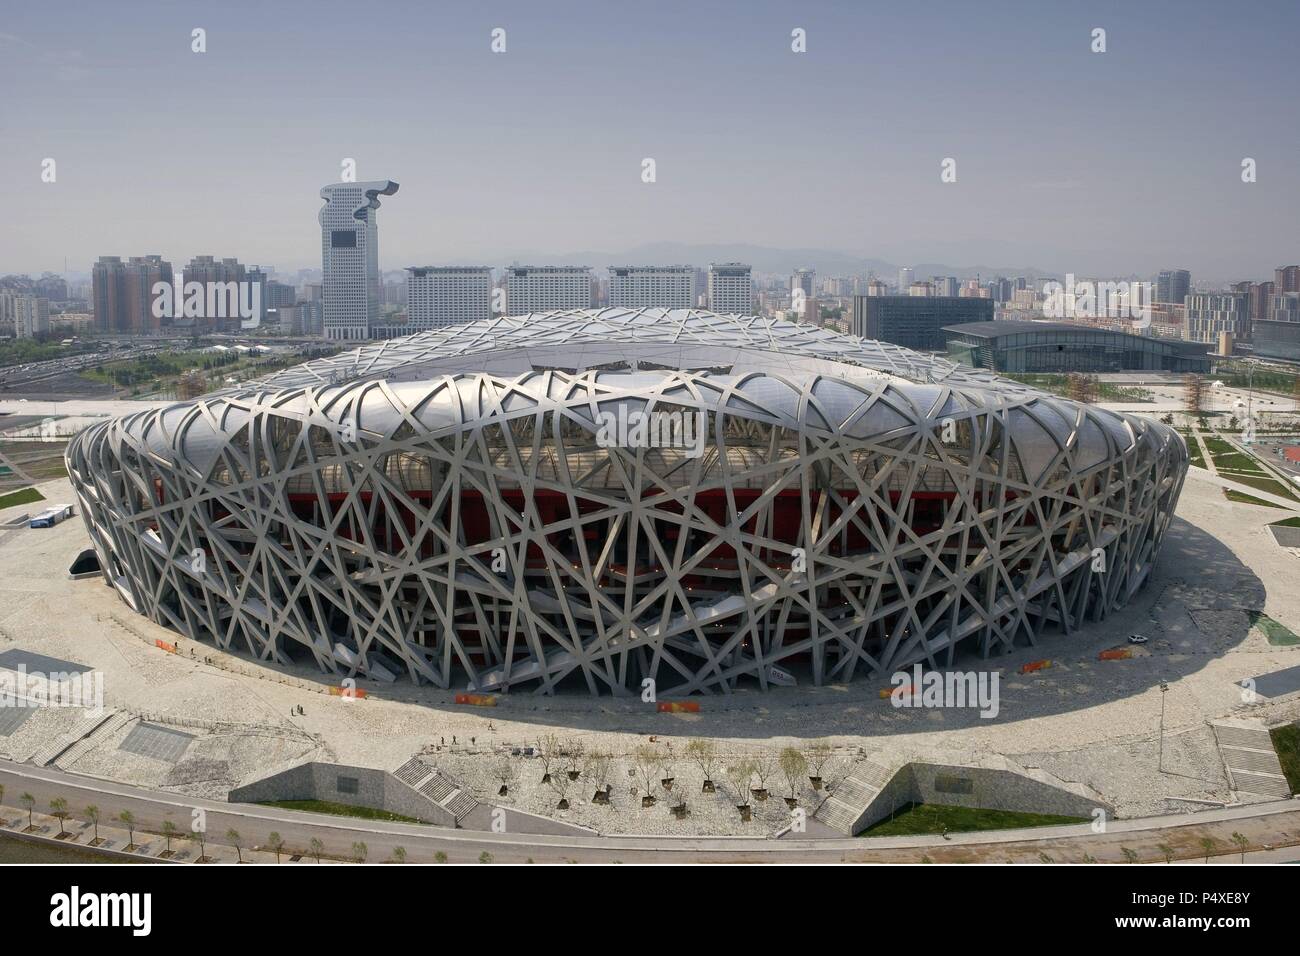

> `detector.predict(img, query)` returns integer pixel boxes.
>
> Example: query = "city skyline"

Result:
[3,0,1298,279]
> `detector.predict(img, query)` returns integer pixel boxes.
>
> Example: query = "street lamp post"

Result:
[1158,681,1169,773]
[1244,360,1256,444]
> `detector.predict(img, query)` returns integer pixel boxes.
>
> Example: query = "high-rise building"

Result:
[15,295,49,338]
[1252,291,1300,361]
[608,266,694,309]
[266,280,296,309]
[932,276,959,297]
[274,301,324,336]
[707,262,753,314]
[504,265,592,315]
[897,267,914,293]
[791,268,816,298]
[180,256,248,332]
[92,255,173,334]
[1184,291,1250,344]
[91,256,126,332]
[1155,269,1191,305]
[1269,292,1300,324]
[1247,281,1274,324]
[319,180,399,341]
[1275,266,1300,296]
[406,266,493,330]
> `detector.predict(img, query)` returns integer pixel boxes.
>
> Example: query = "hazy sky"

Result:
[3,0,1297,280]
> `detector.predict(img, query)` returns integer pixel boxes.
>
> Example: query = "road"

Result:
[2,759,1297,864]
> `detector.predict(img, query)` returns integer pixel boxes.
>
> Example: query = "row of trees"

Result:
[0,784,420,863]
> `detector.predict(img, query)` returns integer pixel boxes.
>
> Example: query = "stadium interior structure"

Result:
[66,309,1188,696]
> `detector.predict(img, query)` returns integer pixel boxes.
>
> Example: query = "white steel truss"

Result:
[66,308,1187,695]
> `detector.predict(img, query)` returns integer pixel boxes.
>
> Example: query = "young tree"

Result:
[1231,831,1249,863]
[117,809,135,846]
[563,739,586,780]
[1157,843,1174,864]
[492,757,518,797]
[391,845,407,864]
[49,797,69,837]
[633,746,663,804]
[85,805,100,843]
[226,828,244,863]
[161,820,178,853]
[267,831,285,863]
[1121,847,1138,864]
[779,748,808,802]
[548,768,572,810]
[751,752,777,797]
[1184,374,1204,416]
[536,733,560,783]
[434,850,448,864]
[685,738,720,791]
[20,792,35,829]
[726,761,755,807]
[308,837,324,863]
[806,744,834,789]
[1199,836,1216,863]
[586,751,612,802]
[351,841,368,864]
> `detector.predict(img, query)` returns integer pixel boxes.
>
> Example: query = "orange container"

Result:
[656,701,700,713]
[455,693,496,706]
[330,685,369,698]
[1098,648,1132,661]
[155,639,177,654]
[1020,659,1051,674]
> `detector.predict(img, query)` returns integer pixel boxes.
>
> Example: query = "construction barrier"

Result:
[1020,659,1052,674]
[455,693,496,706]
[1098,648,1132,661]
[155,639,177,654]
[657,701,700,713]
[330,685,369,699]
[881,684,916,699]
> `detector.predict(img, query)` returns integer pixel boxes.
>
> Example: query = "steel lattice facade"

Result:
[66,309,1188,696]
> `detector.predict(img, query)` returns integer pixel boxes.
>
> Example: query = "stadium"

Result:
[64,308,1188,696]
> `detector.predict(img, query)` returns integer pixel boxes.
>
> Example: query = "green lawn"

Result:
[1249,612,1300,647]
[1219,471,1299,502]
[0,487,44,510]
[256,799,429,824]
[860,803,1089,837]
[1004,374,1151,403]
[1271,516,1300,528]
[1223,489,1284,508]
[1269,724,1300,795]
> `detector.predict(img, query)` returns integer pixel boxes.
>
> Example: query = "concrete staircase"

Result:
[814,758,895,835]
[53,712,133,770]
[394,755,481,825]
[1213,721,1292,799]
[29,709,123,768]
